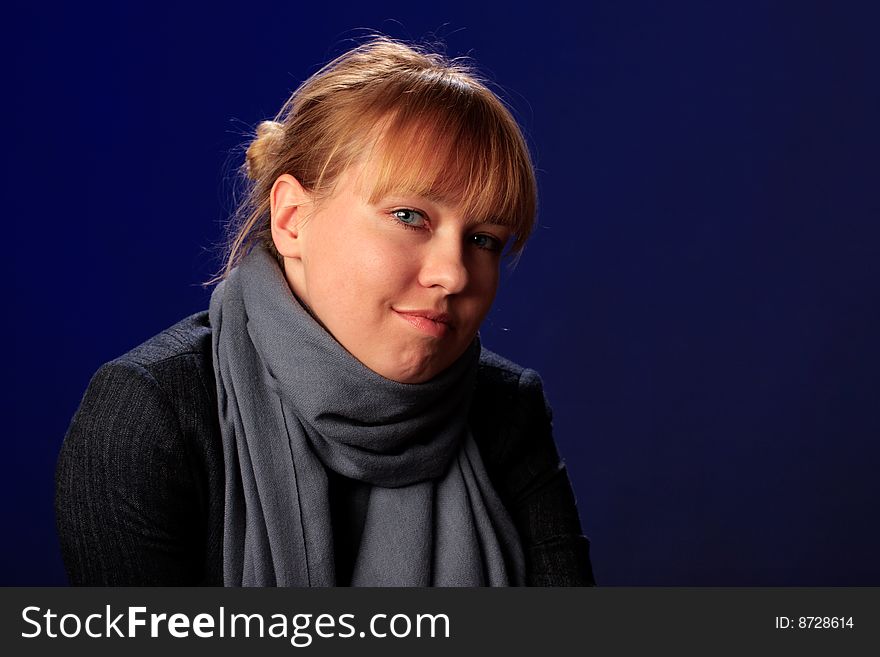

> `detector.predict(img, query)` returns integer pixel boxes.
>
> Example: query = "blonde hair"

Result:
[215,37,537,281]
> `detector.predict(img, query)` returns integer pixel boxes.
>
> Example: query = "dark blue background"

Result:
[5,1,878,585]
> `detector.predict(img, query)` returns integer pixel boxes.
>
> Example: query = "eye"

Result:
[470,233,504,252]
[390,208,427,230]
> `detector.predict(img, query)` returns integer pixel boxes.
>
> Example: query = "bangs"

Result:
[356,79,536,253]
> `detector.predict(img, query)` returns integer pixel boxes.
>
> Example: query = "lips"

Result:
[393,308,453,338]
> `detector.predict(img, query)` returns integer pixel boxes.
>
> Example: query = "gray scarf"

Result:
[209,244,525,586]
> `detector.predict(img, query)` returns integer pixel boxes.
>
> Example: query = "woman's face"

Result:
[272,159,511,384]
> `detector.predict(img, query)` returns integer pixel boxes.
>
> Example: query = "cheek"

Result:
[306,230,416,319]
[467,260,501,311]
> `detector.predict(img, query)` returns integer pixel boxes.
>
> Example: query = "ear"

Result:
[270,174,312,259]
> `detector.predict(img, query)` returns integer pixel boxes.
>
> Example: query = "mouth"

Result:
[393,309,453,338]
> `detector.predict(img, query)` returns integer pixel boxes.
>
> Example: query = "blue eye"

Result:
[470,233,503,252]
[391,209,426,229]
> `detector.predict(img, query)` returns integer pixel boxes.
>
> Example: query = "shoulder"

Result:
[471,346,553,468]
[476,346,548,407]
[475,345,552,423]
[62,309,217,461]
[78,310,221,479]
[89,311,216,414]
[112,310,213,374]
[60,310,220,496]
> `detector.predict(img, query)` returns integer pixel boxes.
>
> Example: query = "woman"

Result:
[55,37,595,586]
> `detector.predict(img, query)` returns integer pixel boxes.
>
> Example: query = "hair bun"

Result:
[245,120,285,181]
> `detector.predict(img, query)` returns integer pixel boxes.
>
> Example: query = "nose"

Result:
[417,238,468,294]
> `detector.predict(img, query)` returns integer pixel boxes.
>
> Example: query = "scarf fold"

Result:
[209,244,525,586]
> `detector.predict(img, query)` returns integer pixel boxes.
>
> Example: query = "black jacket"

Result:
[55,311,595,586]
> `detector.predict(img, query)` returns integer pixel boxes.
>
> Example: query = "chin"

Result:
[381,356,441,385]
[369,340,464,384]
[384,365,435,385]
